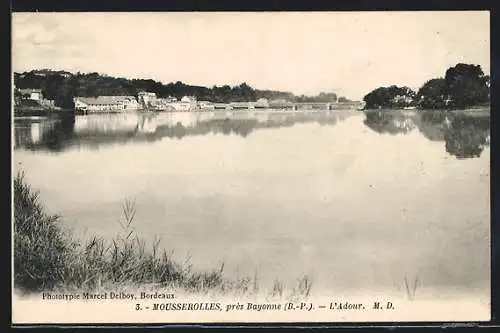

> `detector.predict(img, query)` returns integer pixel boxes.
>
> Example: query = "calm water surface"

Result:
[13,109,490,296]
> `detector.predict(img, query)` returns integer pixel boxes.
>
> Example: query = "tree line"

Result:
[363,63,490,109]
[14,70,348,109]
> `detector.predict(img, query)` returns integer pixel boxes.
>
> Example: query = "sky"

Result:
[12,11,490,100]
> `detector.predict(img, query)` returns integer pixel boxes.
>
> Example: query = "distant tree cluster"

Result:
[363,86,416,109]
[295,92,338,103]
[14,70,342,109]
[363,63,490,109]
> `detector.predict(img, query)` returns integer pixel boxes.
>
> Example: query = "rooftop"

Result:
[18,88,42,93]
[75,96,136,105]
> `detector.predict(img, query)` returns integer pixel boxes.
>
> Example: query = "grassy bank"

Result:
[13,171,312,300]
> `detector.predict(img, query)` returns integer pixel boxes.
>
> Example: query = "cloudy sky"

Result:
[12,11,489,100]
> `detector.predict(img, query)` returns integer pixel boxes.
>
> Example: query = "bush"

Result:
[13,171,74,292]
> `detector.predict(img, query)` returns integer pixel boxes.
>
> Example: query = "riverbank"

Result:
[12,171,312,300]
[362,105,490,114]
[14,107,74,117]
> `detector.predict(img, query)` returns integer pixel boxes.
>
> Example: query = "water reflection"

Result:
[12,109,490,296]
[14,115,76,151]
[363,110,490,159]
[13,110,347,152]
[13,110,490,159]
[363,111,416,135]
[444,114,490,159]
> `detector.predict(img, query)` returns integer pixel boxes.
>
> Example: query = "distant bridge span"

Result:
[291,102,364,110]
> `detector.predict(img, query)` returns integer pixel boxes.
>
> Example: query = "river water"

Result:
[13,109,490,299]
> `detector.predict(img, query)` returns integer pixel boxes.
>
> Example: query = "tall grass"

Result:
[13,171,313,299]
[14,170,74,292]
[404,275,419,301]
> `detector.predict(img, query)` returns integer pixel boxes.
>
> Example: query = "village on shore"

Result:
[13,63,489,116]
[14,87,365,114]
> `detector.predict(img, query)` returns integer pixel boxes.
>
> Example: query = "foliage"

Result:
[363,85,416,109]
[294,92,338,103]
[444,63,490,108]
[337,96,352,103]
[14,69,341,107]
[363,63,490,110]
[14,171,73,292]
[417,78,447,109]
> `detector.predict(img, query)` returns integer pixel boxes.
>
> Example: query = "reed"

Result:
[13,171,313,299]
[403,275,419,301]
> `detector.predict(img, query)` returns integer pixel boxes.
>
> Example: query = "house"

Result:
[161,95,198,111]
[255,98,269,108]
[181,96,197,103]
[155,98,169,110]
[19,88,42,101]
[39,99,56,108]
[230,102,252,109]
[212,103,232,110]
[198,101,215,110]
[268,99,293,109]
[138,92,158,107]
[73,96,139,113]
[168,101,195,112]
[151,96,179,110]
[122,96,140,110]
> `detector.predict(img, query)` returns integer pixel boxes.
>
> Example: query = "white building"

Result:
[168,102,193,112]
[73,96,140,113]
[162,95,198,111]
[198,101,215,110]
[181,96,197,103]
[138,92,158,107]
[255,98,269,108]
[19,88,42,101]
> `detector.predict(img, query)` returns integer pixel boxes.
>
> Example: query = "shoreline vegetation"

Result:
[13,171,313,301]
[362,63,490,110]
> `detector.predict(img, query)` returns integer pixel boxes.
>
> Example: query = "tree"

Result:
[363,85,415,109]
[55,87,75,109]
[417,78,447,109]
[444,63,490,108]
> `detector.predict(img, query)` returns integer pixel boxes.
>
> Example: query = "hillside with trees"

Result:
[13,69,344,109]
[363,63,490,110]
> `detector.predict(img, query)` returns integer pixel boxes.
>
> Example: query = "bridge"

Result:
[293,102,364,111]
[182,101,365,112]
